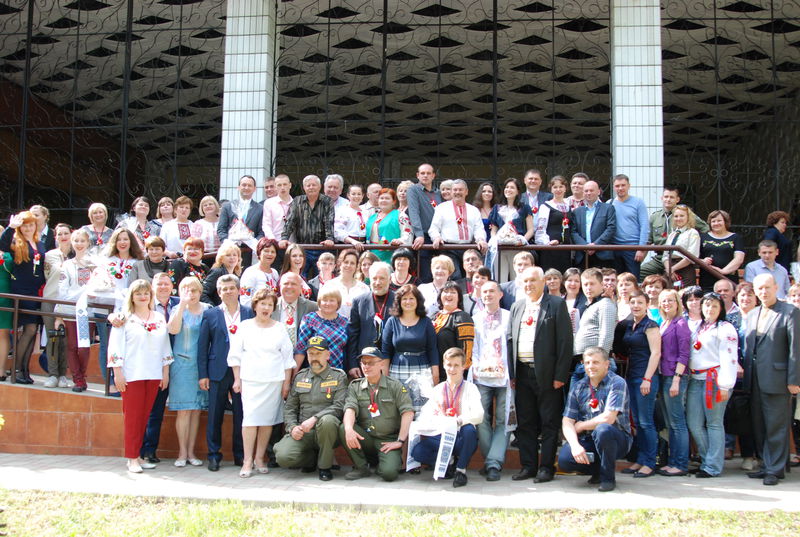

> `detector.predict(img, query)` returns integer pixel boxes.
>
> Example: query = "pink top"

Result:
[262,196,293,240]
[191,219,221,256]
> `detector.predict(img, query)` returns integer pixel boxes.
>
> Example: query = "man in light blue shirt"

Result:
[744,240,791,299]
[610,174,649,279]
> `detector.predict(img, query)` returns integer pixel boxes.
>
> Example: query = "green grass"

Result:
[1,490,798,537]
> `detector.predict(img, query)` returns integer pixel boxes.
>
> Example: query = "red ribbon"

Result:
[691,366,722,409]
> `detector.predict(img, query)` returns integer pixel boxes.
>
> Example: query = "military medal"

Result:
[326,388,331,399]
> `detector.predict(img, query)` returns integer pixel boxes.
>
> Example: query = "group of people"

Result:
[2,164,798,492]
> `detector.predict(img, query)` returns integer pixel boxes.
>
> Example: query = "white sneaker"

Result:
[57,376,71,388]
[741,457,755,471]
[43,376,58,388]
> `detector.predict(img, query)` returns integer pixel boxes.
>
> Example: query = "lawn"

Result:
[1,490,797,537]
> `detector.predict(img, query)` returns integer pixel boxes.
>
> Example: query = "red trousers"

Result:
[64,321,93,387]
[121,379,161,459]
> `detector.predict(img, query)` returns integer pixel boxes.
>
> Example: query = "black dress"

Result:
[168,258,209,295]
[0,227,46,325]
[538,202,573,274]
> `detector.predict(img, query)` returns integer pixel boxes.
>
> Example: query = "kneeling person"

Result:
[410,347,483,487]
[274,336,347,481]
[558,346,632,492]
[340,347,414,482]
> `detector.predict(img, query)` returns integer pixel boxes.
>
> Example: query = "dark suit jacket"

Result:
[522,190,553,210]
[198,305,255,382]
[40,226,56,252]
[346,290,395,371]
[743,301,800,394]
[500,280,522,310]
[270,297,318,344]
[571,202,617,263]
[217,199,264,242]
[507,293,574,389]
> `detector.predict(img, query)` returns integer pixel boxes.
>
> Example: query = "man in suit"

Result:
[743,273,800,485]
[271,272,318,354]
[507,266,574,482]
[217,175,265,266]
[521,169,553,231]
[198,273,254,471]
[571,180,617,268]
[407,163,442,282]
[346,262,394,379]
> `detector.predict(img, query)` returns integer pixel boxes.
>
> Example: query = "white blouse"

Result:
[689,321,739,390]
[320,276,369,319]
[227,320,295,382]
[55,257,96,316]
[159,219,195,254]
[108,311,174,382]
[334,205,367,242]
[239,265,280,308]
[191,219,220,256]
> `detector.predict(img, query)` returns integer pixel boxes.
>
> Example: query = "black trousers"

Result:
[207,368,244,463]
[514,362,564,471]
[751,367,792,476]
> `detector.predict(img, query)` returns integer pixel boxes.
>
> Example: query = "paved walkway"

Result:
[0,453,798,511]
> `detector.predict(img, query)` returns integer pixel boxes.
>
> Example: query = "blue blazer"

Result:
[197,305,255,382]
[571,203,617,263]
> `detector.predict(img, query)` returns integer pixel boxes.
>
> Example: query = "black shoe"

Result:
[633,469,656,478]
[319,468,333,481]
[763,474,780,486]
[406,467,421,475]
[511,468,536,481]
[748,470,784,480]
[234,458,244,467]
[486,467,501,482]
[444,463,456,480]
[620,466,639,474]
[14,374,32,384]
[208,459,220,472]
[533,468,554,483]
[587,475,601,485]
[695,470,715,478]
[71,385,86,393]
[301,465,317,473]
[143,453,160,464]
[598,481,615,492]
[453,471,468,488]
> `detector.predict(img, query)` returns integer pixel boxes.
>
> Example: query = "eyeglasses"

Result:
[360,360,381,368]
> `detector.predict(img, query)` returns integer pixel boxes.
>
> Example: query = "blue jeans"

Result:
[95,314,109,380]
[628,376,660,468]
[558,423,632,484]
[660,374,689,471]
[303,249,323,280]
[477,384,510,470]
[411,424,478,471]
[614,250,640,280]
[687,377,729,476]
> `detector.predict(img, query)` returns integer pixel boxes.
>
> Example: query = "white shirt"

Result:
[334,205,367,242]
[227,320,295,382]
[429,200,487,244]
[262,196,293,240]
[360,202,379,218]
[689,321,739,390]
[320,276,369,319]
[159,219,194,253]
[239,265,280,308]
[417,380,484,428]
[518,296,542,361]
[108,311,174,382]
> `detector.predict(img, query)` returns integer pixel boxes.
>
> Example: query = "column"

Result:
[219,0,277,202]
[610,0,663,211]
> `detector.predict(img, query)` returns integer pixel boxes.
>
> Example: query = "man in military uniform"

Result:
[274,336,348,481]
[340,347,414,482]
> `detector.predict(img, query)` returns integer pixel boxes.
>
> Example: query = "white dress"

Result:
[227,319,295,426]
[239,265,280,308]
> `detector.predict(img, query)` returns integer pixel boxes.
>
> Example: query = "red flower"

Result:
[525,316,534,326]
[693,341,702,350]
[445,407,456,417]
[532,207,538,214]
[662,232,667,238]
[143,231,150,239]
[430,200,437,208]
[360,223,365,230]
[368,403,378,413]
[0,258,4,266]
[456,217,463,225]
[115,273,123,279]
[286,316,294,326]
[589,398,599,409]
[229,325,238,334]
[97,238,103,246]
[145,323,157,332]
[562,217,569,227]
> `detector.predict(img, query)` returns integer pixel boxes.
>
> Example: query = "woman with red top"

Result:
[0,211,46,384]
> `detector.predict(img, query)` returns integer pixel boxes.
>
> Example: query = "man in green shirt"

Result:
[274,336,347,481]
[340,347,414,482]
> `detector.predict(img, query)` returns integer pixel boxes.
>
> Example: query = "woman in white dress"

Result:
[320,248,369,319]
[228,288,294,478]
[159,195,195,259]
[239,238,280,308]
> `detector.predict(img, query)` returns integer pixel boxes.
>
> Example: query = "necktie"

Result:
[287,304,296,346]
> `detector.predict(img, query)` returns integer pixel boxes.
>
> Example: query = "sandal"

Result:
[174,459,187,467]
[188,458,203,467]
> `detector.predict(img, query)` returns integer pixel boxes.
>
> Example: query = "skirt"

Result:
[241,379,284,427]
[389,353,432,415]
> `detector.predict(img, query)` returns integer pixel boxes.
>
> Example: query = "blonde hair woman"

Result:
[192,195,222,259]
[418,255,455,318]
[80,202,113,252]
[201,242,242,305]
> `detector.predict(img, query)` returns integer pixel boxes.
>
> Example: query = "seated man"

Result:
[339,347,414,482]
[558,346,632,492]
[274,336,348,481]
[409,347,484,487]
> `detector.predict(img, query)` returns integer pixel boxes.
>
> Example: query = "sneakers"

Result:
[741,457,755,471]
[58,376,71,388]
[43,376,58,388]
[345,466,372,480]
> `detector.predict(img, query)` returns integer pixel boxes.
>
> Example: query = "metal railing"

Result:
[0,293,114,386]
